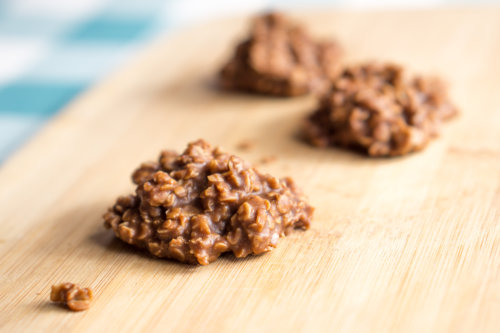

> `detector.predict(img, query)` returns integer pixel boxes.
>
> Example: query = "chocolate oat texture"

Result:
[304,63,458,156]
[219,12,342,96]
[104,140,313,265]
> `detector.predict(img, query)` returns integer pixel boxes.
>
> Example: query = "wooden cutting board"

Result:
[1,8,499,333]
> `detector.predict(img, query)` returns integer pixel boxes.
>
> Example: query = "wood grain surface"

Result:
[0,8,499,333]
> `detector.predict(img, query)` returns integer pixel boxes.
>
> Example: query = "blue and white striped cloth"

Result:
[0,0,488,163]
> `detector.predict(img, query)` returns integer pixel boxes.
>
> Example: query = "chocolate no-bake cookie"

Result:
[104,140,313,265]
[303,63,457,156]
[219,12,342,96]
[50,283,93,311]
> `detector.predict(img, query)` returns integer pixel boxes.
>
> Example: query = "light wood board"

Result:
[0,8,499,333]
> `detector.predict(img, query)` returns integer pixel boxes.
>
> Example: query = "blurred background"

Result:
[0,0,497,163]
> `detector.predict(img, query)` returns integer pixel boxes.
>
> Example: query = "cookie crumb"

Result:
[50,283,93,311]
[259,155,277,164]
[236,140,255,151]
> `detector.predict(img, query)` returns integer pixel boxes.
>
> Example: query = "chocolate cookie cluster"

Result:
[104,140,313,265]
[303,63,457,156]
[219,13,342,96]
